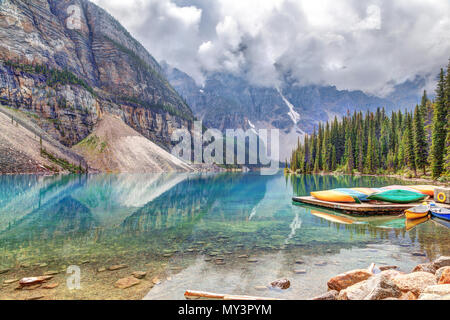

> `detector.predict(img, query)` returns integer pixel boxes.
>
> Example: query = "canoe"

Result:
[429,206,450,221]
[405,216,429,231]
[310,190,356,203]
[310,210,354,225]
[404,203,430,219]
[382,185,424,193]
[352,188,377,195]
[367,189,427,204]
[334,188,371,202]
[410,185,437,197]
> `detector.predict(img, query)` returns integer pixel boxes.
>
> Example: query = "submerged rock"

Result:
[108,264,128,271]
[19,276,53,288]
[3,279,19,285]
[43,283,59,289]
[254,286,268,291]
[270,279,290,290]
[379,265,398,271]
[114,277,140,289]
[132,271,147,279]
[294,269,307,274]
[392,271,437,296]
[327,269,373,291]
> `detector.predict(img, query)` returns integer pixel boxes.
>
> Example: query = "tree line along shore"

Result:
[287,60,450,183]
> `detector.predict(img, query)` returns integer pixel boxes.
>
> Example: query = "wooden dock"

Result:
[292,196,417,215]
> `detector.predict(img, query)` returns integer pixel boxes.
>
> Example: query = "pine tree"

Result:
[405,112,416,175]
[346,135,354,174]
[420,90,428,117]
[444,60,450,176]
[413,105,428,175]
[431,69,448,179]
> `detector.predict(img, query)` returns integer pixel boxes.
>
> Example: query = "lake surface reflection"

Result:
[0,173,449,300]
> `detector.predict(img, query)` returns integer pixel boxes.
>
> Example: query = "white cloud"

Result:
[92,0,450,95]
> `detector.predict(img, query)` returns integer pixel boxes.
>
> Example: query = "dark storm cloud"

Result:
[92,0,450,95]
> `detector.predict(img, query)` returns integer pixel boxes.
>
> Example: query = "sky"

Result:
[91,0,450,96]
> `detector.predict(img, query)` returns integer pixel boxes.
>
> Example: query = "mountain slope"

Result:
[73,114,192,173]
[0,0,194,151]
[162,64,424,160]
[0,105,85,174]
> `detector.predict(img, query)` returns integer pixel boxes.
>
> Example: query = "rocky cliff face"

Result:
[0,0,194,149]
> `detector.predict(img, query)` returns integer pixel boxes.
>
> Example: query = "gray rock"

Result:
[313,290,338,300]
[338,270,402,300]
[432,256,450,270]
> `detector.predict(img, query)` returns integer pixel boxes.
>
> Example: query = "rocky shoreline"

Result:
[313,256,450,300]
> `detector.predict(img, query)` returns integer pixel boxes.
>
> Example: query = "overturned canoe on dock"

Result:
[367,189,427,204]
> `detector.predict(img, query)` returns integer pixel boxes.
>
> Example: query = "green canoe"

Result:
[367,189,426,204]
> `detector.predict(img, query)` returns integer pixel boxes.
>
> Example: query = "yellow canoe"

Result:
[405,210,429,220]
[310,210,354,225]
[311,190,356,203]
[405,203,429,219]
[409,185,436,197]
[405,216,429,231]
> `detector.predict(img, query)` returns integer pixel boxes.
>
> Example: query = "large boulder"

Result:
[437,267,450,284]
[327,269,373,291]
[412,263,436,274]
[432,256,450,270]
[338,270,402,300]
[418,284,450,300]
[393,272,437,296]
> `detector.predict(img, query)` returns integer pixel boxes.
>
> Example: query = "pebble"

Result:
[97,267,107,273]
[152,277,161,285]
[39,263,48,267]
[238,255,249,259]
[294,269,307,274]
[254,286,268,291]
[132,271,147,279]
[0,268,10,274]
[315,262,327,266]
[4,279,19,285]
[44,271,59,276]
[43,283,59,289]
[108,264,128,271]
[247,259,258,263]
[295,260,305,265]
[114,277,141,289]
[412,252,427,257]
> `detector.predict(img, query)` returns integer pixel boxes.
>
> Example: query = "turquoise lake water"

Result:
[0,172,449,299]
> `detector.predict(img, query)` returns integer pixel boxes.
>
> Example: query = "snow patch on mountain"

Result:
[277,88,300,124]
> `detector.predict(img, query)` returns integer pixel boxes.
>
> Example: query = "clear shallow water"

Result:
[0,173,449,300]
